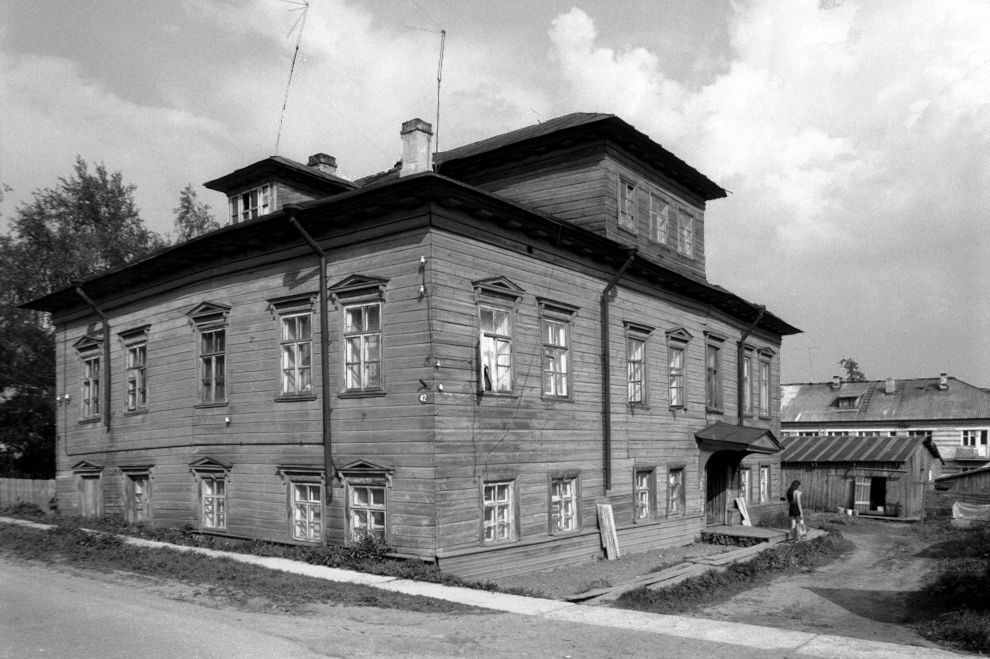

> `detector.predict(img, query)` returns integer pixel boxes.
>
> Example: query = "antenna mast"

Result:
[274,0,311,155]
[435,29,446,154]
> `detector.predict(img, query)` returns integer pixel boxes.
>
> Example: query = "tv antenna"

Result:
[274,0,311,155]
[405,0,446,155]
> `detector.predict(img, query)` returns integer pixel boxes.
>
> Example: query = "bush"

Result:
[917,610,990,653]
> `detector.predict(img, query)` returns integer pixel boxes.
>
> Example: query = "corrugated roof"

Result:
[782,434,928,464]
[780,377,990,424]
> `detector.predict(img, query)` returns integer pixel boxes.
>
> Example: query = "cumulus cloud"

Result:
[547,1,990,383]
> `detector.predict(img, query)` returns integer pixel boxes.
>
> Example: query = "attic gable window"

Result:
[677,211,695,258]
[229,183,274,223]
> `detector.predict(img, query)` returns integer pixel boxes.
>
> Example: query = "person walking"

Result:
[786,480,804,541]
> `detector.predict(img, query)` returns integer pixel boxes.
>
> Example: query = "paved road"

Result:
[0,558,822,658]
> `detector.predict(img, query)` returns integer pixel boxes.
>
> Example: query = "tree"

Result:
[0,157,166,477]
[838,357,867,383]
[173,184,220,242]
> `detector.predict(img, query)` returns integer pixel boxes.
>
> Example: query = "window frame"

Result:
[229,182,274,223]
[740,467,752,505]
[666,466,686,517]
[539,300,578,400]
[278,467,326,544]
[705,333,726,412]
[648,192,669,245]
[625,322,654,407]
[482,479,517,544]
[343,302,383,393]
[548,471,580,535]
[331,275,390,398]
[961,430,989,456]
[665,328,692,410]
[190,457,232,532]
[74,336,103,422]
[677,208,695,258]
[268,294,317,401]
[474,278,524,396]
[634,467,656,522]
[337,460,393,545]
[758,349,773,418]
[758,464,770,503]
[187,301,231,407]
[618,177,638,234]
[119,326,150,414]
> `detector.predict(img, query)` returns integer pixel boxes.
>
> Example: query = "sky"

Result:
[2,0,989,386]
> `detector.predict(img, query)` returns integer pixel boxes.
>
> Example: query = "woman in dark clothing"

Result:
[786,480,803,540]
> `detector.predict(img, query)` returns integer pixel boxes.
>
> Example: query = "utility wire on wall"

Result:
[274,0,311,155]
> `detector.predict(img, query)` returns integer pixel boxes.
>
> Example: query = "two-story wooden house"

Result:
[26,113,799,577]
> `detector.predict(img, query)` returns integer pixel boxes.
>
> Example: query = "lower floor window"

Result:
[550,476,578,534]
[740,468,751,504]
[759,465,770,503]
[292,483,323,542]
[667,467,685,515]
[634,470,654,520]
[201,476,227,529]
[350,485,386,542]
[483,481,514,543]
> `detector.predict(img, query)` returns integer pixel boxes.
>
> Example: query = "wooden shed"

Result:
[782,435,942,519]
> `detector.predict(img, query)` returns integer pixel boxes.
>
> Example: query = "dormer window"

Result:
[229,183,274,223]
[836,395,860,410]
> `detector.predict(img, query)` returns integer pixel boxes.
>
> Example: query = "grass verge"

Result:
[0,518,479,615]
[909,520,990,653]
[614,530,850,614]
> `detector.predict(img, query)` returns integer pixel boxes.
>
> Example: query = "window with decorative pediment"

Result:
[278,466,325,543]
[268,293,316,399]
[73,336,103,421]
[190,457,232,530]
[187,302,230,405]
[625,322,654,406]
[331,275,389,395]
[119,326,150,413]
[337,460,393,544]
[474,277,524,395]
[539,299,577,400]
[705,332,726,412]
[666,328,692,409]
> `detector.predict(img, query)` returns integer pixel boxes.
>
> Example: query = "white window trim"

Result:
[482,479,516,544]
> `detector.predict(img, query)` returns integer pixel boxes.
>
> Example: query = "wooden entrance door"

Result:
[706,454,731,525]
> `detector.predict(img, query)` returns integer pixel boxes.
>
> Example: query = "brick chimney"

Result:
[939,373,949,390]
[885,377,896,394]
[308,153,338,176]
[831,375,842,389]
[399,118,433,177]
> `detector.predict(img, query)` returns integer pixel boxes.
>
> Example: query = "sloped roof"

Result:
[695,422,782,454]
[780,377,990,424]
[204,155,356,195]
[782,434,940,464]
[356,113,727,200]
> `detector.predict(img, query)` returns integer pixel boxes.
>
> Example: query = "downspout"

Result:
[286,207,335,493]
[74,283,111,433]
[600,247,637,492]
[737,305,766,426]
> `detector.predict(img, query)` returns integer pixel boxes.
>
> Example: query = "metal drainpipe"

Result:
[74,283,112,433]
[286,207,335,493]
[600,247,637,492]
[737,305,766,426]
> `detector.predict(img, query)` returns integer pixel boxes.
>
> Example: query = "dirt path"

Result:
[693,520,942,648]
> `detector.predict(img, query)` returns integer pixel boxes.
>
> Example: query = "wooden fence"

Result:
[0,478,57,513]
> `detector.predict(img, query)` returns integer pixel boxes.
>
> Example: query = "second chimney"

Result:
[831,375,842,389]
[885,377,896,394]
[939,373,949,390]
[308,153,338,176]
[400,118,434,177]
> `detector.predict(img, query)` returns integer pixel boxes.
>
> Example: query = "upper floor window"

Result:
[705,333,726,411]
[618,178,638,233]
[187,301,231,405]
[759,355,771,417]
[625,322,653,406]
[961,430,989,456]
[666,328,691,409]
[677,212,694,257]
[344,303,382,392]
[268,294,316,399]
[73,335,103,421]
[119,326,149,413]
[474,277,524,395]
[648,193,669,245]
[229,183,273,223]
[742,352,753,416]
[540,300,577,399]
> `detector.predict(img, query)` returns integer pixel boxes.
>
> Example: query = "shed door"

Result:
[853,477,871,513]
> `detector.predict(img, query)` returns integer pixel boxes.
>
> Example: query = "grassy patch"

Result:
[910,520,990,653]
[0,521,476,615]
[614,531,849,614]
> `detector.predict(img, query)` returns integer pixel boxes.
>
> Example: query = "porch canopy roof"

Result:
[695,422,783,455]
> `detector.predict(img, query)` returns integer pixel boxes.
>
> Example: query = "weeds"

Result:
[615,531,849,614]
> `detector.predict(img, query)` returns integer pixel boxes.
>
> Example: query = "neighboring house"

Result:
[781,434,942,519]
[781,375,990,475]
[928,465,990,518]
[24,113,798,578]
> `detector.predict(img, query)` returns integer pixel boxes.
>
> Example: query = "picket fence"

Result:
[0,477,57,512]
